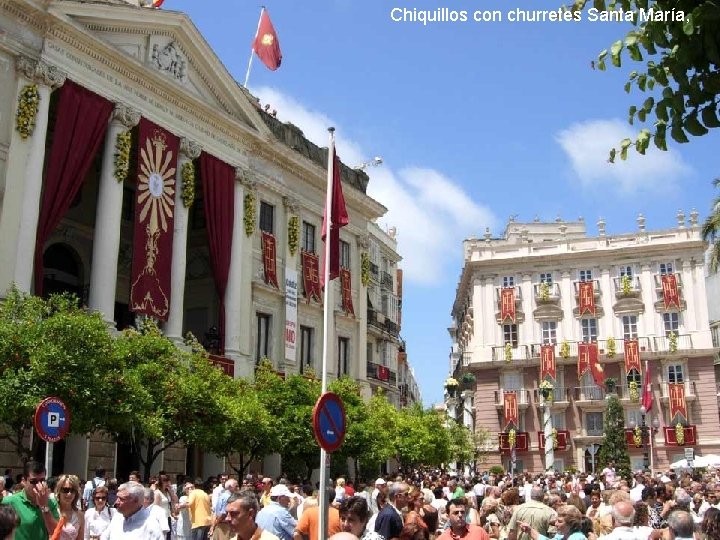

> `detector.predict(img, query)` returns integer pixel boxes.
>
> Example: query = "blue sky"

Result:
[165,0,719,406]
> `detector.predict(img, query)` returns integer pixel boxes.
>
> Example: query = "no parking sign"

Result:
[34,397,71,443]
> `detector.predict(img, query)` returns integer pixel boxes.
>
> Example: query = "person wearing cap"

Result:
[255,484,297,540]
[370,479,387,515]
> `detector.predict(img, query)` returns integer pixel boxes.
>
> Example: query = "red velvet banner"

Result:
[377,365,389,381]
[261,231,279,288]
[302,251,321,303]
[499,432,529,452]
[578,342,590,379]
[538,430,569,451]
[130,118,179,320]
[662,274,681,310]
[669,383,687,422]
[624,339,642,374]
[503,392,518,430]
[540,345,556,382]
[663,425,697,446]
[578,342,602,385]
[578,281,596,315]
[340,268,354,316]
[501,288,516,322]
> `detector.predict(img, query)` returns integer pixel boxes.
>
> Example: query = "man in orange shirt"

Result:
[437,499,489,540]
[293,490,341,540]
[188,478,212,540]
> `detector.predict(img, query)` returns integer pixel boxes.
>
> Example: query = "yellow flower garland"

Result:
[508,428,517,448]
[361,252,371,287]
[607,337,616,358]
[114,130,132,183]
[288,216,300,256]
[505,342,513,362]
[676,422,685,445]
[244,192,256,237]
[181,162,196,208]
[629,380,639,402]
[551,428,559,450]
[539,281,550,301]
[560,341,570,359]
[15,84,40,139]
[633,426,642,447]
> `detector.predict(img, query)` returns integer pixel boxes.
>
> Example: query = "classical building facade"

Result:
[0,0,419,479]
[448,215,719,474]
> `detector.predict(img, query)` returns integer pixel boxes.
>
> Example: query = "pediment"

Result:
[52,1,270,136]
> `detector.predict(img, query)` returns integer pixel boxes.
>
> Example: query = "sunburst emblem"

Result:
[261,33,275,46]
[138,130,175,234]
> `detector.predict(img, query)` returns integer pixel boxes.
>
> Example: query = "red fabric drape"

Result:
[33,81,113,296]
[200,153,235,352]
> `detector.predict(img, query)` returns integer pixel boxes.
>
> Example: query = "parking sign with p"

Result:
[34,397,70,443]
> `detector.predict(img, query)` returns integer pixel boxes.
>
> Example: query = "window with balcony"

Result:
[585,412,604,435]
[667,364,684,384]
[541,321,557,344]
[552,412,566,429]
[581,318,598,343]
[255,313,271,364]
[259,201,274,234]
[540,273,553,284]
[340,240,351,269]
[626,369,641,394]
[503,324,519,347]
[503,276,515,287]
[626,409,643,428]
[338,337,350,376]
[622,315,638,339]
[619,266,634,278]
[300,326,313,374]
[579,269,593,282]
[663,312,679,336]
[302,221,316,253]
[659,262,674,275]
[713,326,720,348]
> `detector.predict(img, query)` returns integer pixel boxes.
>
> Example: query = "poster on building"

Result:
[285,269,298,363]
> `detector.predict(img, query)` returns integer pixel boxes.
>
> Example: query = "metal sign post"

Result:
[34,397,71,477]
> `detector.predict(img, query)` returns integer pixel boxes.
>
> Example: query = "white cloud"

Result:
[556,119,692,193]
[253,86,497,285]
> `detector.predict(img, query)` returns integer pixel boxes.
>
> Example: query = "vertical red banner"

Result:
[302,251,321,303]
[588,342,604,387]
[503,392,518,430]
[501,288,516,322]
[540,345,556,382]
[130,118,179,320]
[624,339,642,374]
[578,281,596,315]
[377,365,389,381]
[261,231,279,288]
[578,342,591,379]
[669,383,687,423]
[340,268,354,316]
[662,274,681,310]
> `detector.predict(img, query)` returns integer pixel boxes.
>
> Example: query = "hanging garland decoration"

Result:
[539,281,550,301]
[180,161,196,208]
[676,422,685,445]
[539,380,554,403]
[505,342,513,362]
[629,380,639,402]
[560,340,570,359]
[288,215,300,256]
[508,428,517,448]
[113,130,132,183]
[15,84,40,139]
[361,252,371,287]
[622,274,633,295]
[633,426,642,447]
[669,331,678,353]
[551,428,559,450]
[244,192,256,237]
[607,336,617,358]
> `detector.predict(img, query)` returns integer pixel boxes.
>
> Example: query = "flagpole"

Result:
[244,6,265,88]
[318,126,335,540]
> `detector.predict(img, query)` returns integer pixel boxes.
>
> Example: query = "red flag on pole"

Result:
[151,0,164,7]
[321,147,349,287]
[252,9,282,71]
[641,361,653,413]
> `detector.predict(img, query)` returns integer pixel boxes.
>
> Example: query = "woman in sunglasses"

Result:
[53,474,84,540]
[84,485,113,540]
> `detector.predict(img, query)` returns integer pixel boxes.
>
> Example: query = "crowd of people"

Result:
[2,460,720,540]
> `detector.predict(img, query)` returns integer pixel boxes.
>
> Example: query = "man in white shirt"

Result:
[600,501,647,540]
[83,467,107,510]
[101,481,165,539]
[212,473,229,512]
[630,475,645,503]
[370,478,386,514]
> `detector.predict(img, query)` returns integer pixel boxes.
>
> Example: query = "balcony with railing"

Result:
[660,380,696,401]
[532,386,571,407]
[612,275,642,298]
[494,389,530,408]
[596,337,652,355]
[367,361,397,386]
[494,286,523,303]
[381,271,393,290]
[492,345,528,362]
[575,385,607,403]
[370,262,379,278]
[572,279,601,297]
[654,334,693,352]
[653,272,683,292]
[533,282,561,303]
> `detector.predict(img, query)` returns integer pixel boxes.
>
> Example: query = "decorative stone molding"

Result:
[236,167,257,190]
[179,137,202,160]
[282,196,299,214]
[16,57,66,89]
[151,41,187,83]
[357,234,370,250]
[111,103,141,129]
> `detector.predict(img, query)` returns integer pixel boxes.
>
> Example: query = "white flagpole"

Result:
[318,127,335,540]
[243,6,265,88]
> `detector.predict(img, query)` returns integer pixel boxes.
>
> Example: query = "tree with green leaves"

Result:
[395,405,451,469]
[0,288,117,460]
[327,376,372,480]
[569,0,720,161]
[598,394,632,481]
[702,179,720,271]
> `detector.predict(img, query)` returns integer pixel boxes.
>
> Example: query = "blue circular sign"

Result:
[34,397,71,443]
[312,392,346,453]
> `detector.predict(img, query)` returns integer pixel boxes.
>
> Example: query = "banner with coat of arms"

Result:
[624,339,642,374]
[661,274,681,310]
[340,268,354,316]
[578,281,596,315]
[130,118,178,320]
[302,251,322,303]
[261,231,279,288]
[540,345,556,382]
[500,288,516,322]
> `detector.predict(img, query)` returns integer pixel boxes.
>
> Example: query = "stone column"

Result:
[681,260,697,331]
[88,104,141,324]
[520,273,533,344]
[639,264,655,337]
[483,277,496,358]
[163,138,201,340]
[599,267,614,337]
[560,271,573,340]
[230,169,256,378]
[0,57,65,293]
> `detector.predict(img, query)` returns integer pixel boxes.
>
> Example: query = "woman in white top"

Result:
[84,485,113,540]
[175,483,194,540]
[55,474,85,540]
[154,473,177,540]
